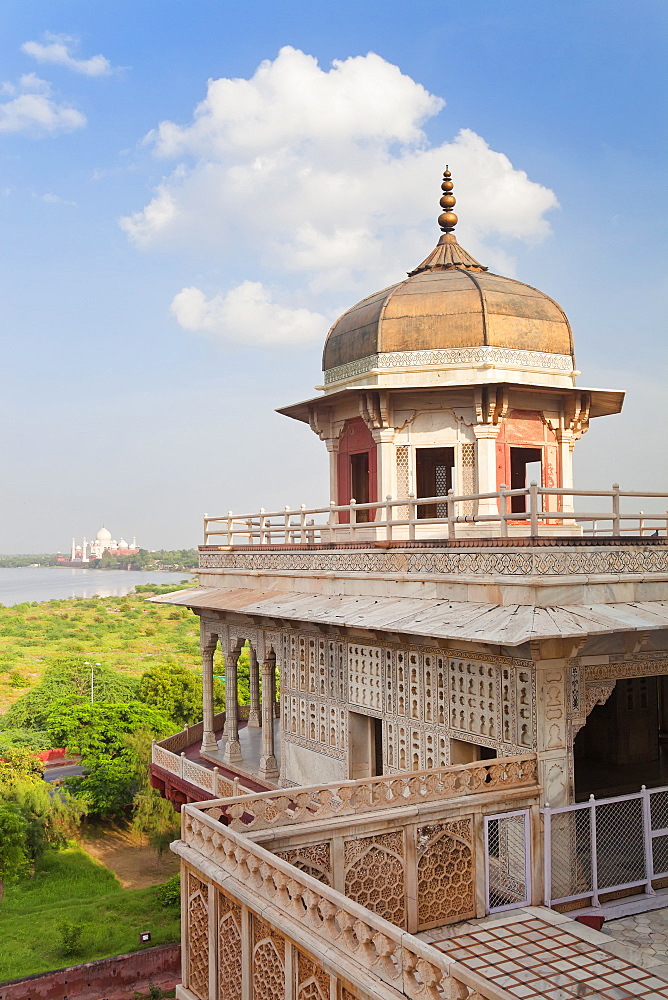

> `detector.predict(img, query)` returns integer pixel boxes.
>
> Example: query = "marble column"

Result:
[324,437,340,507]
[373,428,397,509]
[556,429,576,514]
[473,425,500,515]
[258,656,279,781]
[222,644,242,764]
[247,646,261,727]
[200,639,218,755]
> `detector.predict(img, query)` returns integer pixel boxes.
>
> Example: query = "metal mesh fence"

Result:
[595,797,646,890]
[652,834,668,878]
[487,812,529,911]
[545,786,668,905]
[549,807,592,902]
[650,789,668,832]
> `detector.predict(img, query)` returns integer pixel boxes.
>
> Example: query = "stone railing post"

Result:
[498,484,509,538]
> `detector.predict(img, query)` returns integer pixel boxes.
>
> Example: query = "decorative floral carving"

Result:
[323,347,573,385]
[275,843,332,886]
[200,545,668,577]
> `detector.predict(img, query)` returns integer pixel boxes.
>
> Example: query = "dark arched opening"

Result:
[574,676,668,800]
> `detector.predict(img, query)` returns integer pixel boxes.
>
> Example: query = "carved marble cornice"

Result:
[323,347,574,385]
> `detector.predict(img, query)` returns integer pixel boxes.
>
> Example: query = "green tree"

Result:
[137,663,224,727]
[0,749,85,899]
[0,729,52,754]
[127,731,180,864]
[0,804,28,901]
[46,701,172,818]
[3,660,138,731]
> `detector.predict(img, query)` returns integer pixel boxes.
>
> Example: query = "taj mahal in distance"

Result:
[56,525,140,565]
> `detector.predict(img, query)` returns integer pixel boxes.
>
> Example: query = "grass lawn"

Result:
[0,587,248,715]
[0,844,180,982]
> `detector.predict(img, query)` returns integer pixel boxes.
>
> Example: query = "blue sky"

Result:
[0,1,666,552]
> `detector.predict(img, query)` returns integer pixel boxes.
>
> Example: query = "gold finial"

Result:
[437,165,458,234]
[408,165,487,274]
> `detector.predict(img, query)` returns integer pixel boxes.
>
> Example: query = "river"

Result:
[0,567,193,607]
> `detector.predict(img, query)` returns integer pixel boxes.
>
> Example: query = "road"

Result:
[42,764,84,782]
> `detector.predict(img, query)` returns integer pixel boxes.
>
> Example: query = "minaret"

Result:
[82,536,88,562]
[71,537,76,561]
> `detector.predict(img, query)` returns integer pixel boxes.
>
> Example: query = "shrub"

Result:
[156,873,180,907]
[58,919,84,957]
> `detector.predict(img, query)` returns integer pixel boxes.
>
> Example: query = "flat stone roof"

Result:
[150,587,668,646]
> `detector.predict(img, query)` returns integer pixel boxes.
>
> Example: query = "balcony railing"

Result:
[203,484,668,546]
[180,804,516,1000]
[152,708,255,798]
[195,754,538,833]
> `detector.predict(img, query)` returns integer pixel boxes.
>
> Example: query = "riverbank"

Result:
[0,567,192,607]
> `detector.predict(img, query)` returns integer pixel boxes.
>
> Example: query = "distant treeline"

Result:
[0,549,199,572]
[0,554,60,568]
[90,549,198,571]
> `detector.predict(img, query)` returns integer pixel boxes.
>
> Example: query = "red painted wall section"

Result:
[336,417,378,521]
[0,945,180,1000]
[496,410,559,491]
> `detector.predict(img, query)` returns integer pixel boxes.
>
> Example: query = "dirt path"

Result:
[78,824,179,889]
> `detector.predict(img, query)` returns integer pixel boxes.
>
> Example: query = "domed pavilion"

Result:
[279,169,623,530]
[151,169,668,986]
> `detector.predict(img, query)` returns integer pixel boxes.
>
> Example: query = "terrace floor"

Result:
[184,718,282,791]
[421,906,668,999]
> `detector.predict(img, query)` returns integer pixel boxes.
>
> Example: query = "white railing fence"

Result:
[543,784,668,909]
[203,484,668,545]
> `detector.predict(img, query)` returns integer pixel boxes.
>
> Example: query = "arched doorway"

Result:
[574,676,668,800]
[336,417,377,523]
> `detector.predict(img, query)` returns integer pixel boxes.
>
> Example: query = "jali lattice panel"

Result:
[417,818,475,928]
[252,916,285,1000]
[296,951,331,1000]
[344,830,406,927]
[187,873,209,1000]
[217,890,242,1000]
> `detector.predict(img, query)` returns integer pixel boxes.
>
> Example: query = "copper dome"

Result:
[322,265,574,373]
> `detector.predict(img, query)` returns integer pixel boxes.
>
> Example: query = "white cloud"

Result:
[21,33,114,77]
[0,73,85,135]
[33,192,76,206]
[171,282,327,347]
[123,47,559,348]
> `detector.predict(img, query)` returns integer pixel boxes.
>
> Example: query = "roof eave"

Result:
[277,383,625,425]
